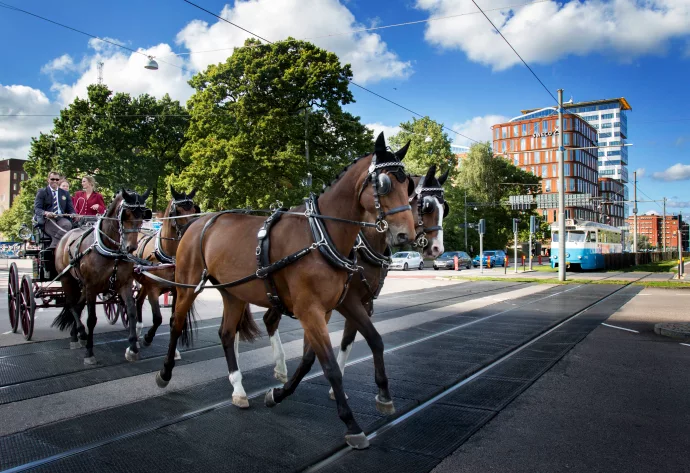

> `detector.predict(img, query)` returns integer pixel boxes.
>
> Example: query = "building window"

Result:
[565,163,571,176]
[542,121,548,133]
[514,157,519,166]
[552,164,557,176]
[601,113,614,119]
[513,125,519,136]
[13,172,17,180]
[570,179,575,191]
[542,165,547,178]
[545,180,551,192]
[12,184,16,191]
[541,136,547,148]
[520,138,526,150]
[535,151,541,164]
[502,128,507,138]
[601,123,612,129]
[522,123,527,135]
[614,122,621,128]
[563,133,570,146]
[20,173,25,181]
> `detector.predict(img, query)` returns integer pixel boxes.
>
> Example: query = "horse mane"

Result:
[161,199,175,236]
[318,147,403,197]
[105,193,123,218]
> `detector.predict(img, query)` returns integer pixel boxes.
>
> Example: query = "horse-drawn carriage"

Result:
[6,220,130,341]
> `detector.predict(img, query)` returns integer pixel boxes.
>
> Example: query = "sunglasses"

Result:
[49,178,60,181]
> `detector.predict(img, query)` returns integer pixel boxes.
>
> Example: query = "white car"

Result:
[390,251,424,271]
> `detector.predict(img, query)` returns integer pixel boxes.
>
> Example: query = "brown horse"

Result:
[134,187,199,356]
[262,164,450,404]
[156,132,416,449]
[53,189,151,365]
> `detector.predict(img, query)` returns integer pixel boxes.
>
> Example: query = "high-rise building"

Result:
[491,110,599,223]
[626,212,684,250]
[521,98,632,216]
[0,159,27,215]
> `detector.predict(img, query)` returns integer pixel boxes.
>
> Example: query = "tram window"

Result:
[568,231,586,242]
[586,231,595,242]
[552,231,558,242]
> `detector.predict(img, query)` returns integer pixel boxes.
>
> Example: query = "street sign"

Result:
[536,193,592,208]
[509,195,534,210]
[530,215,537,233]
[513,218,520,234]
[478,219,486,235]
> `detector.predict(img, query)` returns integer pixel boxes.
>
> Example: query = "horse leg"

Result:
[135,282,147,339]
[217,290,250,408]
[263,308,288,383]
[122,284,140,362]
[328,317,357,401]
[156,286,195,387]
[267,307,368,449]
[267,336,315,404]
[338,302,394,415]
[83,295,98,365]
[142,287,161,346]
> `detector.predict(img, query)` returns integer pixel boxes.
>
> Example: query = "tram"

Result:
[550,219,622,270]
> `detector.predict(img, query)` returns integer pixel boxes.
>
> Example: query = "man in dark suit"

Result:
[34,171,75,248]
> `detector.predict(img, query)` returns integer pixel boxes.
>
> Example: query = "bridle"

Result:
[357,152,412,233]
[168,196,198,240]
[97,196,151,256]
[410,176,447,249]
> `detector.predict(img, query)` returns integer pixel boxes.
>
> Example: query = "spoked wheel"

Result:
[120,281,141,330]
[19,275,35,341]
[7,262,19,333]
[101,295,120,325]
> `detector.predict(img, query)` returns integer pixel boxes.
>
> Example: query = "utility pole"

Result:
[304,107,311,187]
[479,219,486,274]
[464,191,468,252]
[529,215,535,271]
[633,171,638,255]
[557,89,566,282]
[513,218,519,273]
[663,197,667,253]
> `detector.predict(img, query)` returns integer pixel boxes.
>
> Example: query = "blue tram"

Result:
[550,219,622,270]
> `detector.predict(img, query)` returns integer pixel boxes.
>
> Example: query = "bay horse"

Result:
[134,187,199,356]
[261,164,450,403]
[53,189,151,365]
[156,132,416,449]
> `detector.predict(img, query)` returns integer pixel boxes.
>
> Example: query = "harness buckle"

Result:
[255,246,261,256]
[269,201,283,212]
[415,235,429,249]
[375,219,388,233]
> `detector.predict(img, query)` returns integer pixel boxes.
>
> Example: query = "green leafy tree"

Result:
[389,117,454,175]
[175,38,372,210]
[444,142,540,254]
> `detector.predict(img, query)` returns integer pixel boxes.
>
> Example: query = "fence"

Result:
[603,251,690,271]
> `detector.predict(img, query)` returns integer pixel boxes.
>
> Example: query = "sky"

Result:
[1,0,689,215]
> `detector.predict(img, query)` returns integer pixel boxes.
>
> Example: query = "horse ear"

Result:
[188,188,198,199]
[170,185,181,200]
[142,188,151,201]
[438,169,449,186]
[395,141,411,161]
[425,164,437,184]
[374,132,386,154]
[121,188,129,200]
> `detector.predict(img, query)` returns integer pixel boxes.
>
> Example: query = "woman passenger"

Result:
[73,175,106,216]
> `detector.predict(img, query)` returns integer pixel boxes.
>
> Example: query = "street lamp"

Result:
[145,56,159,70]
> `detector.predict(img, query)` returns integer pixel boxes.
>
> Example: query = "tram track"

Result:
[0,282,530,400]
[0,277,647,473]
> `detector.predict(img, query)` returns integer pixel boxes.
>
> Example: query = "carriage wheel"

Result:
[99,294,120,325]
[19,275,35,341]
[7,262,19,333]
[119,281,140,330]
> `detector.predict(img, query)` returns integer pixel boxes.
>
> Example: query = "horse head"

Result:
[119,188,152,253]
[410,165,450,258]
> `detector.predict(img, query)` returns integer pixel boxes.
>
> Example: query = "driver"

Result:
[34,171,75,248]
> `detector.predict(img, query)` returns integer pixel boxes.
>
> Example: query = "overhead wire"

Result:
[182,0,480,144]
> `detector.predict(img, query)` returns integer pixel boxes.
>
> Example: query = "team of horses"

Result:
[51,132,449,449]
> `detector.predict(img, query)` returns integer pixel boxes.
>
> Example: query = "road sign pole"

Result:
[479,219,485,274]
[514,231,518,273]
[529,215,535,271]
[557,89,566,282]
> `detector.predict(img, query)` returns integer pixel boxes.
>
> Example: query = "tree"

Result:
[444,142,540,254]
[389,117,454,175]
[175,38,373,210]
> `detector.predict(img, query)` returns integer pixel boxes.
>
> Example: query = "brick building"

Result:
[492,109,600,223]
[627,212,685,249]
[0,159,27,215]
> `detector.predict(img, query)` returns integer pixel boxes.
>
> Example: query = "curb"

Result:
[654,322,690,340]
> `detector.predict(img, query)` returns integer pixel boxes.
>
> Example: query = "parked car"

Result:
[390,251,424,271]
[433,251,472,270]
[472,250,507,268]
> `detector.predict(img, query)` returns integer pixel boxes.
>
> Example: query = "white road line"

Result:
[2,330,12,335]
[601,322,639,333]
[680,343,690,347]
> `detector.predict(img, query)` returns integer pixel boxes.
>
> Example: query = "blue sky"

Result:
[1,0,689,215]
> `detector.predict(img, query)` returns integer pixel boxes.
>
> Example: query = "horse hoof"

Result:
[174,349,182,361]
[69,341,81,350]
[264,389,278,408]
[155,372,169,388]
[375,395,396,415]
[345,432,369,450]
[274,370,288,384]
[232,395,250,409]
[83,356,97,366]
[142,337,152,347]
[136,322,143,337]
[329,389,348,401]
[80,339,87,347]
[125,347,140,362]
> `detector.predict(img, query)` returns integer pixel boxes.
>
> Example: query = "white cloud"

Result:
[365,122,401,141]
[635,167,646,178]
[652,163,690,181]
[0,85,58,160]
[416,0,690,70]
[41,54,76,75]
[668,200,690,208]
[176,0,411,83]
[451,114,509,146]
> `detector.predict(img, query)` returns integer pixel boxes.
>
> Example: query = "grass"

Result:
[621,259,683,273]
[443,275,690,289]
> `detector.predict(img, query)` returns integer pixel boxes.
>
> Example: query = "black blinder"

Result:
[194,205,200,214]
[443,201,449,219]
[407,178,415,197]
[421,195,435,214]
[377,173,392,196]
[143,209,153,220]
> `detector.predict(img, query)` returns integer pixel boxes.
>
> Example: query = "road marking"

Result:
[601,322,639,333]
[2,330,12,335]
[680,343,690,347]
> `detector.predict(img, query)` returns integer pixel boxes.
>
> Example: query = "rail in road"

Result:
[0,278,646,473]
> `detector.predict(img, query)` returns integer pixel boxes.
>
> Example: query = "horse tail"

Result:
[237,305,260,342]
[51,307,75,331]
[178,302,198,347]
